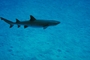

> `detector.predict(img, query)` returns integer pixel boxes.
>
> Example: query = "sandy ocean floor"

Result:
[0,0,90,60]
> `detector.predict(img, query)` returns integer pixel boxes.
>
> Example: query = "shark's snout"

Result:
[54,21,60,25]
[57,21,60,24]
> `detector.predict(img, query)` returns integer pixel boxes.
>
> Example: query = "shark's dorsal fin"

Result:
[30,15,36,22]
[16,19,20,23]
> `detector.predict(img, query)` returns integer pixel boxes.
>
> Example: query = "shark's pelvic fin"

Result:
[43,26,49,29]
[16,19,20,23]
[43,24,49,29]
[24,25,28,28]
[30,15,36,22]
[18,25,20,28]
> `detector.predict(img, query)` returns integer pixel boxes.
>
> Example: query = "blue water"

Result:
[0,0,90,60]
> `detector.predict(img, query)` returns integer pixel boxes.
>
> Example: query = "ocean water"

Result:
[0,0,90,60]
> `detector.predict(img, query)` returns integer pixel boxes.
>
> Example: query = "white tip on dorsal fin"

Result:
[30,15,36,22]
[16,19,20,23]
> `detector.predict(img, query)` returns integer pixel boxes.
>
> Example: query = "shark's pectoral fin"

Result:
[43,24,49,29]
[24,25,28,28]
[43,24,50,29]
[43,26,48,29]
[16,19,20,23]
[10,25,13,28]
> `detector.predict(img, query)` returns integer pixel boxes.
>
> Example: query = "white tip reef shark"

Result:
[0,15,60,29]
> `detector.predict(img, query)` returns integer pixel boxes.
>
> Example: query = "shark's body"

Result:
[0,15,60,29]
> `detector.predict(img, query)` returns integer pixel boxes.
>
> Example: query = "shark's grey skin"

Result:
[0,15,60,29]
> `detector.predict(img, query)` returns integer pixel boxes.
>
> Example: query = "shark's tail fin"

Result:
[0,17,14,28]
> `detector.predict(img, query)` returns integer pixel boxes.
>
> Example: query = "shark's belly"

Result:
[29,24,43,28]
[16,21,47,28]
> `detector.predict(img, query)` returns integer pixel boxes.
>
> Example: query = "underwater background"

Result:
[0,0,90,60]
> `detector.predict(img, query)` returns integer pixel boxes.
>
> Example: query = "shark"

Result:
[0,15,60,29]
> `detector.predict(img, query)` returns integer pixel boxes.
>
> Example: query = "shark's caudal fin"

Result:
[0,17,14,28]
